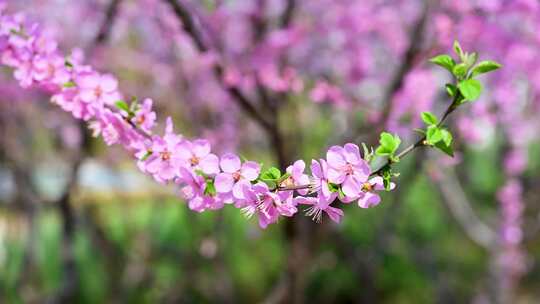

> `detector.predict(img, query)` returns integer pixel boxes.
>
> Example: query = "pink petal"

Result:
[192,139,211,157]
[142,98,153,110]
[294,196,315,205]
[321,182,332,198]
[327,168,345,184]
[371,176,395,191]
[325,206,344,223]
[240,161,260,181]
[214,173,234,193]
[310,159,322,178]
[326,146,346,168]
[200,154,220,175]
[220,153,241,173]
[78,89,96,103]
[165,117,174,134]
[77,73,99,89]
[290,160,305,179]
[176,141,194,159]
[241,183,258,202]
[159,163,176,180]
[144,155,161,174]
[342,175,361,198]
[344,143,361,164]
[100,74,118,92]
[357,192,381,208]
[353,160,371,182]
[233,180,251,199]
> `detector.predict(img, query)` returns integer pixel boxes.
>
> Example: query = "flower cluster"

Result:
[0,6,394,229]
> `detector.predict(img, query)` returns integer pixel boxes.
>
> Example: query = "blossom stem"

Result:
[277,91,462,192]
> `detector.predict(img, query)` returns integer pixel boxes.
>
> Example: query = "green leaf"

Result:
[260,167,281,181]
[378,132,401,155]
[204,179,217,196]
[129,96,139,112]
[453,40,464,58]
[441,129,453,146]
[471,60,502,77]
[381,166,393,191]
[140,150,152,161]
[328,183,340,193]
[445,83,458,97]
[338,187,346,200]
[452,63,468,79]
[375,146,391,156]
[63,81,76,88]
[421,111,438,125]
[362,143,374,162]
[115,100,130,112]
[261,180,277,189]
[64,59,74,68]
[464,52,478,68]
[434,141,454,157]
[429,54,455,72]
[458,79,483,101]
[426,125,443,145]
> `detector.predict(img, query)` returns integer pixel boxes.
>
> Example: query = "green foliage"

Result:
[445,83,458,97]
[452,63,468,79]
[421,111,438,125]
[471,60,502,77]
[63,81,76,88]
[260,167,282,188]
[114,100,130,113]
[429,54,455,72]
[458,79,483,101]
[204,179,217,196]
[425,124,454,157]
[376,132,401,162]
[426,125,443,145]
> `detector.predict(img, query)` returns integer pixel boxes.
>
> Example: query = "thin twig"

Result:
[163,0,274,132]
[434,167,497,249]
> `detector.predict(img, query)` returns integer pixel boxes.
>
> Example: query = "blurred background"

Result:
[1,0,540,303]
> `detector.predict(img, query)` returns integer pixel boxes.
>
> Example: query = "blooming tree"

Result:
[1,0,539,302]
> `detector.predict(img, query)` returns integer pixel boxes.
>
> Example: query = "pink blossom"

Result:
[76,71,121,105]
[177,139,220,175]
[310,159,333,199]
[357,176,395,209]
[326,143,370,199]
[241,183,297,229]
[214,153,260,198]
[281,160,310,195]
[142,118,184,182]
[131,98,157,134]
[295,195,342,223]
[178,167,214,213]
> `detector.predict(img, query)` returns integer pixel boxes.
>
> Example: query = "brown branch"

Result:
[279,0,296,28]
[433,167,497,249]
[378,0,431,128]
[163,0,274,133]
[94,0,123,44]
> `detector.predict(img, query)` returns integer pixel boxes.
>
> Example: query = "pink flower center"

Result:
[343,163,354,175]
[190,156,199,166]
[232,171,241,181]
[361,182,373,192]
[160,151,171,161]
[47,63,55,77]
[94,86,103,98]
[136,114,145,125]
